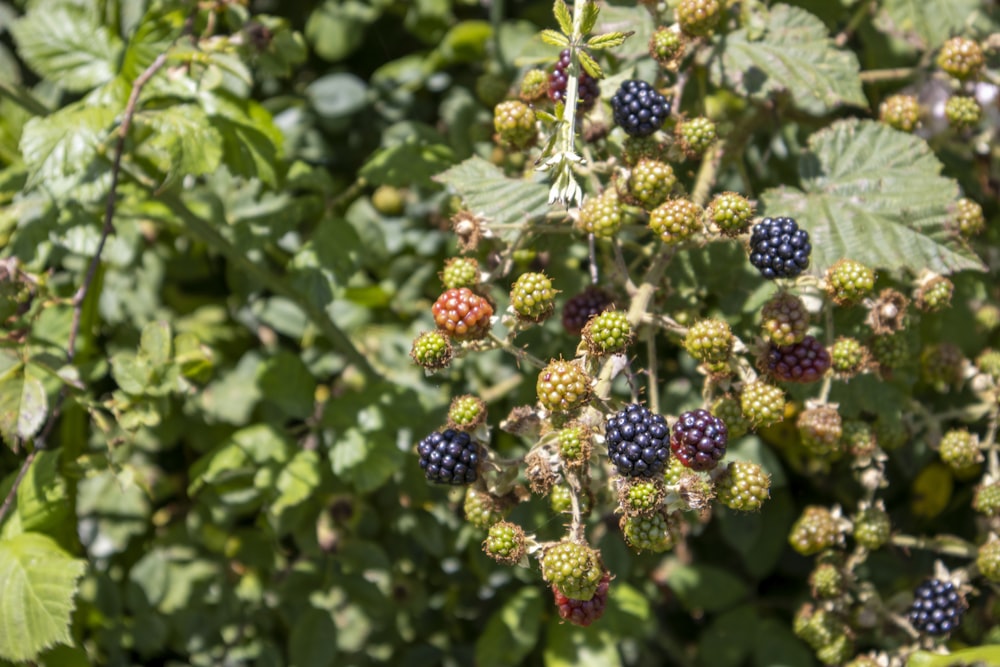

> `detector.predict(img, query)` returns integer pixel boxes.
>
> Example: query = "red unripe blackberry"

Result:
[670,408,728,471]
[553,571,610,626]
[417,429,483,485]
[510,271,557,323]
[604,403,671,478]
[908,578,966,636]
[796,406,843,458]
[676,0,722,37]
[789,505,842,556]
[937,36,984,80]
[541,541,604,601]
[562,286,615,336]
[715,460,770,511]
[548,49,599,112]
[879,94,921,132]
[493,100,537,148]
[761,291,809,346]
[706,191,754,237]
[577,189,624,239]
[765,335,831,383]
[432,287,494,340]
[649,197,703,245]
[536,359,591,412]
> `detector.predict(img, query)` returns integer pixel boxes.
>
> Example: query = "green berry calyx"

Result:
[540,541,604,601]
[510,271,558,323]
[583,309,633,356]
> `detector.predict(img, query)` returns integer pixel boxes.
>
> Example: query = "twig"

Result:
[890,533,978,559]
[588,232,599,284]
[487,333,547,370]
[646,330,659,414]
[859,68,917,83]
[834,0,873,48]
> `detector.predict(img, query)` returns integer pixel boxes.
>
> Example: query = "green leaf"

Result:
[0,533,85,662]
[139,320,173,369]
[306,73,368,119]
[587,31,631,50]
[134,105,223,181]
[553,0,573,37]
[439,21,493,64]
[16,450,71,538]
[753,617,813,667]
[544,626,621,667]
[760,119,984,276]
[698,605,757,667]
[120,7,186,81]
[329,426,403,493]
[359,141,455,189]
[475,588,543,667]
[0,355,48,445]
[289,608,338,667]
[540,29,570,47]
[110,352,153,396]
[668,563,749,612]
[256,350,316,420]
[269,450,322,531]
[875,0,982,50]
[577,49,603,79]
[10,5,122,92]
[208,96,283,187]
[708,4,865,115]
[581,2,601,35]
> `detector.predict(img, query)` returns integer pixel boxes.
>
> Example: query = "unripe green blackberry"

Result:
[519,68,549,102]
[845,657,882,667]
[649,26,685,70]
[537,359,591,412]
[831,337,869,377]
[816,634,854,666]
[577,190,624,239]
[761,292,809,346]
[493,100,537,148]
[944,96,981,130]
[550,484,594,515]
[841,420,877,458]
[583,310,633,355]
[410,330,454,370]
[976,304,1000,332]
[853,506,891,549]
[879,94,921,132]
[915,275,953,313]
[794,606,849,652]
[977,539,1000,582]
[440,257,480,290]
[476,73,510,108]
[920,342,965,389]
[939,428,982,471]
[684,318,733,372]
[952,197,985,237]
[556,423,593,469]
[711,395,750,439]
[649,197,703,245]
[447,394,487,431]
[676,117,717,156]
[371,184,406,216]
[510,271,557,323]
[663,456,689,486]
[797,407,843,459]
[706,191,755,237]
[618,478,666,517]
[622,136,664,166]
[464,487,509,529]
[976,349,1000,382]
[789,505,841,556]
[825,259,875,305]
[715,460,770,511]
[541,541,604,600]
[676,0,722,37]
[621,511,676,553]
[809,562,845,599]
[483,520,526,565]
[937,36,985,80]
[974,481,1000,516]
[871,331,912,373]
[627,158,676,209]
[874,411,907,451]
[740,381,786,428]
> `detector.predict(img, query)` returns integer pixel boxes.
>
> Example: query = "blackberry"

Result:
[765,335,831,383]
[620,511,675,552]
[789,505,842,556]
[952,197,985,237]
[622,136,665,166]
[649,197,703,245]
[553,571,610,626]
[841,420,877,458]
[432,287,494,341]
[920,342,964,389]
[550,484,593,515]
[810,562,845,599]
[627,158,676,210]
[537,359,591,413]
[739,381,786,428]
[610,79,670,138]
[440,257,480,290]
[977,540,1000,582]
[510,271,558,323]
[871,331,912,374]
[410,331,453,370]
[562,286,615,336]
[796,406,843,458]
[577,189,623,239]
[676,116,717,156]
[670,408,728,471]
[878,94,921,132]
[761,292,809,346]
[706,192,754,237]
[976,349,1000,382]
[556,423,593,469]
[684,317,733,372]
[417,429,483,485]
[371,184,405,216]
[493,100,537,148]
[748,216,811,279]
[945,96,981,130]
[830,337,868,377]
[908,578,966,636]
[519,68,549,102]
[938,428,982,471]
[715,460,770,511]
[874,411,907,451]
[676,0,723,37]
[583,310,633,355]
[604,403,671,478]
[711,395,749,439]
[464,487,509,529]
[937,37,984,80]
[483,521,527,565]
[548,49,600,113]
[618,478,666,517]
[649,26,685,70]
[825,259,875,305]
[540,541,604,601]
[915,275,954,313]
[447,394,487,431]
[853,506,891,550]
[974,481,1000,516]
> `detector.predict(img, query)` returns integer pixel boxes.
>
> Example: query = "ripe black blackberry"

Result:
[748,217,811,279]
[670,409,728,471]
[605,403,671,478]
[908,579,965,636]
[417,429,482,485]
[610,80,670,138]
[562,286,615,336]
[549,49,600,112]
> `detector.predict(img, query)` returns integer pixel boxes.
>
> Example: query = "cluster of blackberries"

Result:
[748,216,811,279]
[611,80,671,138]
[549,49,600,112]
[417,429,482,485]
[908,578,965,636]
[605,403,671,477]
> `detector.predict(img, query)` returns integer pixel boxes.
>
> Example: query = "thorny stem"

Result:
[487,333,548,370]
[566,469,586,543]
[890,533,979,559]
[817,299,835,403]
[859,67,917,83]
[646,330,659,414]
[588,233,599,284]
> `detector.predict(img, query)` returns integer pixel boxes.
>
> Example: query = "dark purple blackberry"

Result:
[748,216,811,279]
[562,286,615,336]
[670,409,728,471]
[417,429,482,485]
[549,49,600,113]
[765,335,831,383]
[908,579,965,636]
[604,403,671,478]
[554,571,610,626]
[610,80,671,138]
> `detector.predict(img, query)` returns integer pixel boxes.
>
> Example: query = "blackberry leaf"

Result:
[875,0,982,50]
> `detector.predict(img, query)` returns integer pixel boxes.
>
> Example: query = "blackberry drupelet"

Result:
[908,579,965,636]
[670,409,728,471]
[610,80,670,138]
[417,429,482,485]
[605,403,671,478]
[549,49,600,112]
[748,216,811,279]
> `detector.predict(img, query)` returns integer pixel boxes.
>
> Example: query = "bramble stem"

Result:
[488,333,548,370]
[890,533,978,559]
[859,67,916,83]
